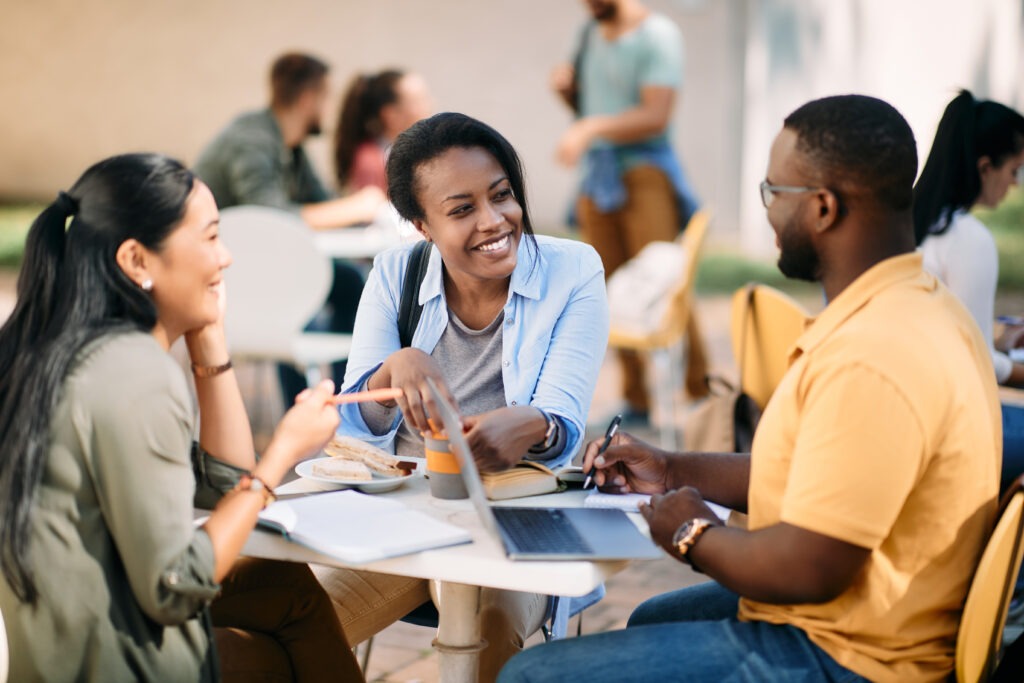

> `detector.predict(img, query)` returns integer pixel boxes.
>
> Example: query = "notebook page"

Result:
[584,490,732,520]
[258,490,471,563]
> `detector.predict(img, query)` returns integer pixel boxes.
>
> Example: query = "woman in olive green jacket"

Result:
[0,154,362,682]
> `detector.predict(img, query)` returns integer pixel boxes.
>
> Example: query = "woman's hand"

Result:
[369,348,458,433]
[463,407,549,473]
[258,380,340,485]
[996,322,1024,351]
[185,281,229,366]
[581,431,670,495]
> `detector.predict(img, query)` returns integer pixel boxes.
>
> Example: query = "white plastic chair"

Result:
[218,206,353,389]
[0,604,8,683]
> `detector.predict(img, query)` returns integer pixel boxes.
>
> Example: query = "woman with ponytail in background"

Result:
[0,154,363,682]
[915,90,1024,491]
[334,69,433,193]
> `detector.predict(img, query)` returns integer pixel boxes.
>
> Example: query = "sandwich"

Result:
[324,436,407,477]
[311,458,372,481]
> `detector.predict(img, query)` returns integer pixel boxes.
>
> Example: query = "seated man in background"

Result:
[194,52,385,404]
[500,95,1001,683]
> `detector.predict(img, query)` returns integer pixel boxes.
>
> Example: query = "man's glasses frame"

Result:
[759,180,823,209]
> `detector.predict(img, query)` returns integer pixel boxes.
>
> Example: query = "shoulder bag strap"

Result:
[398,240,433,349]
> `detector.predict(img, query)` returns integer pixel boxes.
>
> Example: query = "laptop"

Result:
[426,379,662,561]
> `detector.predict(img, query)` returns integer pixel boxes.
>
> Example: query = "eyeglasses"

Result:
[759,180,822,209]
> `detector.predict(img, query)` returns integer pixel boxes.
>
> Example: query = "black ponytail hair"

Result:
[333,69,405,188]
[913,90,1024,244]
[0,153,195,603]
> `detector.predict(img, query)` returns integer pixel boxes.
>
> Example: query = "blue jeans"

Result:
[498,582,869,683]
[1002,403,1024,494]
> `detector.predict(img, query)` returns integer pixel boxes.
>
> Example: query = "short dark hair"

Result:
[784,95,918,212]
[270,53,329,108]
[386,112,535,239]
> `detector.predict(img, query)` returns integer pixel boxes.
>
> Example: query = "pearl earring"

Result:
[141,279,153,292]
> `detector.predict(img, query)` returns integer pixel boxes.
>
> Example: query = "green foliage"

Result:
[694,251,818,297]
[976,187,1024,289]
[0,204,40,268]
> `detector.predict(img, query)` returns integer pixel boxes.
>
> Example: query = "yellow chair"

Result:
[729,284,809,411]
[956,476,1024,682]
[607,209,711,448]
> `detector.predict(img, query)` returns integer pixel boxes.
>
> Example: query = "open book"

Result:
[481,460,562,501]
[257,490,471,563]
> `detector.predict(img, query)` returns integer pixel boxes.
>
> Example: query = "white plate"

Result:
[295,457,420,493]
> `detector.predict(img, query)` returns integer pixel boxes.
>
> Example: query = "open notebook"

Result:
[257,490,471,563]
[585,490,732,521]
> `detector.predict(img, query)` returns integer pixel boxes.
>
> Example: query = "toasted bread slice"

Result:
[311,458,372,481]
[324,436,404,477]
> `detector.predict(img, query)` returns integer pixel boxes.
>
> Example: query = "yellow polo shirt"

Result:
[738,253,1001,682]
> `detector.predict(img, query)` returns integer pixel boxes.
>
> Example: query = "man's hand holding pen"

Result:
[580,430,672,495]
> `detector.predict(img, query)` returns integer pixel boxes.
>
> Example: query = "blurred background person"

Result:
[334,69,434,193]
[914,89,1024,492]
[552,0,704,427]
[194,52,385,407]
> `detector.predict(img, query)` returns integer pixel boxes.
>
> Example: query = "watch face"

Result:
[673,520,697,547]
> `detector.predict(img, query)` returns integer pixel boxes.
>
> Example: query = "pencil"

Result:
[329,388,404,405]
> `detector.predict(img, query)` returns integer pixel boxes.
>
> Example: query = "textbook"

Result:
[257,490,472,563]
[481,460,562,501]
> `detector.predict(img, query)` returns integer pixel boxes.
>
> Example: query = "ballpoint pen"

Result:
[583,414,622,490]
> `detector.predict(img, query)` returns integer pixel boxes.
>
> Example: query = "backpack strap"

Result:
[570,20,597,117]
[398,240,433,349]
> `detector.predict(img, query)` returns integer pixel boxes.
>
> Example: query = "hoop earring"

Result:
[141,279,153,292]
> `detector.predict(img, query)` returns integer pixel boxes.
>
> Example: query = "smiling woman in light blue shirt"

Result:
[340,233,606,467]
[337,114,608,471]
[321,113,609,683]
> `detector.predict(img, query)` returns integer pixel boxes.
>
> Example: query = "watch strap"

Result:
[530,408,558,452]
[672,517,716,571]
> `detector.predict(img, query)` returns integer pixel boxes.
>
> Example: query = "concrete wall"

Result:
[738,0,1024,254]
[2,0,1020,252]
[0,0,742,238]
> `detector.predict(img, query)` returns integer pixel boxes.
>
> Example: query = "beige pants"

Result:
[312,565,547,683]
[578,164,709,408]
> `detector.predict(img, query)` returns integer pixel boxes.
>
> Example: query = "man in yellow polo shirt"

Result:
[498,95,1001,683]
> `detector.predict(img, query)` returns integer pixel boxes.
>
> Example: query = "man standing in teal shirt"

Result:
[552,0,703,424]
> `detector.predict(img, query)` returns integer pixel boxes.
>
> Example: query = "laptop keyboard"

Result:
[492,507,594,554]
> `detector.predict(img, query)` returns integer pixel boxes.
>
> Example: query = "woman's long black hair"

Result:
[334,69,405,188]
[0,153,195,603]
[913,89,1024,245]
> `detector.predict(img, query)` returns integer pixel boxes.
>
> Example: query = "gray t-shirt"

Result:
[361,309,507,458]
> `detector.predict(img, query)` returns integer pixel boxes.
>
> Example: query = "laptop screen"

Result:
[425,378,505,541]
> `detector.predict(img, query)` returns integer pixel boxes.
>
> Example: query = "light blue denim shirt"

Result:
[338,234,609,467]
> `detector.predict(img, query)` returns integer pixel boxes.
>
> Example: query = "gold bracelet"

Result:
[232,473,277,509]
[191,359,233,378]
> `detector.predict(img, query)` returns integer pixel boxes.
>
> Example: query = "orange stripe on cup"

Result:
[424,434,461,474]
